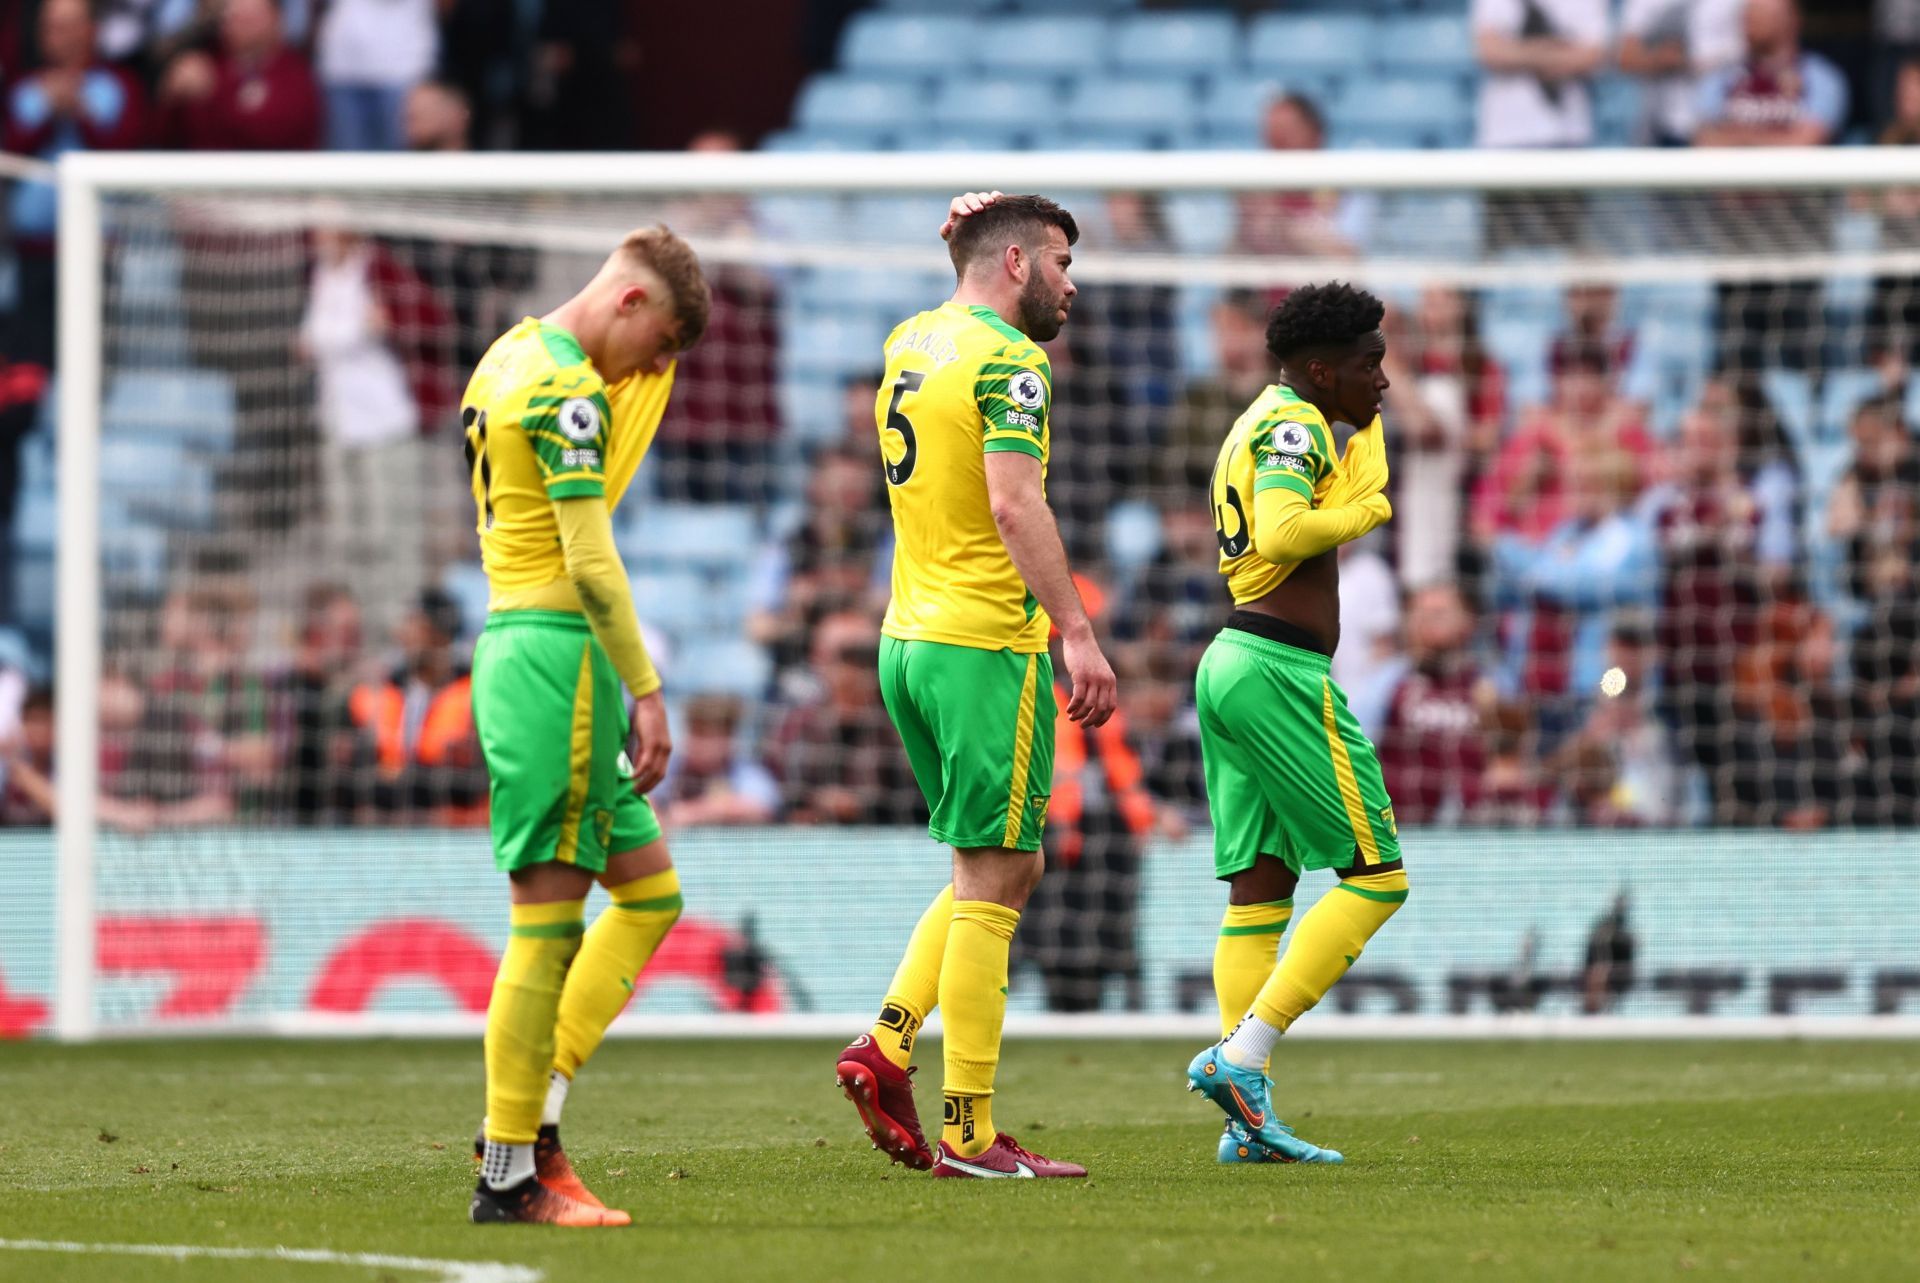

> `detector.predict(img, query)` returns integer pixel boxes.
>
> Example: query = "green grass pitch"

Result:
[3,1038,1915,1282]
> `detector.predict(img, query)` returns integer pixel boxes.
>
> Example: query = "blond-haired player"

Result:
[463,228,708,1226]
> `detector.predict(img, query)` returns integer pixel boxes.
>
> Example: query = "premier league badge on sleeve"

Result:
[1009,370,1046,409]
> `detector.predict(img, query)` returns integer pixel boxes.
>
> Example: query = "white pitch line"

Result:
[0,1238,542,1283]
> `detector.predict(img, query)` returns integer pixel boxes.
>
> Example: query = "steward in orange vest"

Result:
[348,589,487,824]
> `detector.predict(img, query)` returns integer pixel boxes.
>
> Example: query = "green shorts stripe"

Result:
[879,636,1055,853]
[473,610,662,874]
[1195,627,1401,881]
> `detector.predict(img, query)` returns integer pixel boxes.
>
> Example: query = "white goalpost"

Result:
[40,147,1920,1041]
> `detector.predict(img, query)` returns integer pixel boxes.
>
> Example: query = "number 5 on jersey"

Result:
[883,370,925,486]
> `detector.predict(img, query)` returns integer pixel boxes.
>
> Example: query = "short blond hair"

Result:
[615,225,711,350]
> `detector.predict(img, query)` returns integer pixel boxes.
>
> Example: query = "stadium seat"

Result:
[441,562,490,642]
[850,193,959,246]
[1820,368,1892,438]
[1374,14,1476,74]
[929,75,1059,129]
[877,0,1003,10]
[1373,192,1482,258]
[101,524,169,596]
[752,194,845,243]
[103,369,238,452]
[1480,286,1562,410]
[780,306,892,381]
[1760,368,1817,450]
[1327,121,1432,151]
[759,131,879,153]
[0,626,39,683]
[631,567,720,634]
[993,16,1109,74]
[840,13,979,75]
[1063,77,1198,146]
[1197,75,1288,133]
[793,75,926,132]
[1591,76,1644,147]
[1329,77,1469,143]
[11,486,55,556]
[1247,15,1377,75]
[900,124,1030,151]
[1110,11,1239,75]
[1162,192,1237,255]
[671,635,773,699]
[629,504,760,576]
[1104,500,1164,578]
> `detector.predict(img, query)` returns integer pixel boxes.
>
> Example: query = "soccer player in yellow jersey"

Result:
[1184,283,1408,1165]
[834,193,1118,1180]
[462,227,709,1226]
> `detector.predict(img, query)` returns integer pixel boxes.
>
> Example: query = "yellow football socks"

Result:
[939,899,1020,1158]
[1252,870,1408,1033]
[1212,900,1293,1038]
[484,899,585,1144]
[551,869,684,1080]
[870,884,954,1069]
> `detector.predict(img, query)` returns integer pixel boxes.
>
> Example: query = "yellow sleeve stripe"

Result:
[983,435,1044,459]
[545,470,605,487]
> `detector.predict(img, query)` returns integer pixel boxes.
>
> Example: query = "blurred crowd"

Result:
[0,0,1914,848]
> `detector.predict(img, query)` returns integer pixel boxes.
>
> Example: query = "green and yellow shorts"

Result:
[879,636,1054,853]
[472,611,662,874]
[1195,626,1401,880]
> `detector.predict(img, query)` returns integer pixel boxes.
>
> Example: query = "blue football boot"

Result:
[1187,1044,1344,1165]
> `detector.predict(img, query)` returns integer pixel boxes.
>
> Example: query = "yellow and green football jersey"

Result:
[875,301,1053,654]
[1210,384,1375,604]
[460,317,675,601]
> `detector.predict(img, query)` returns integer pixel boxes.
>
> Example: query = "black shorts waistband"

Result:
[1224,610,1332,657]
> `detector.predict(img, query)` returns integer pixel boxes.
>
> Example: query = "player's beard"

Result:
[1016,272,1067,342]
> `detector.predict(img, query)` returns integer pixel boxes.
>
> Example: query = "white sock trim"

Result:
[1220,1012,1282,1070]
[481,1140,535,1190]
[541,1070,570,1127]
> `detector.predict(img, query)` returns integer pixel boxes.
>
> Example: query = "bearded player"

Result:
[1185,283,1409,1165]
[834,192,1118,1179]
[462,227,708,1225]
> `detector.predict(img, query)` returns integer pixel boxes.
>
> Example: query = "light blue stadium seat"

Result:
[930,75,1059,129]
[1621,287,1713,436]
[901,124,1030,151]
[1247,15,1376,74]
[781,306,889,380]
[850,193,958,246]
[671,635,772,699]
[1592,76,1643,146]
[1373,192,1482,258]
[441,562,490,642]
[1328,121,1432,150]
[752,194,845,244]
[1063,77,1198,146]
[1906,374,1920,432]
[1105,500,1164,578]
[103,369,237,452]
[1480,285,1562,410]
[11,487,56,556]
[777,374,854,447]
[101,524,169,595]
[1330,77,1469,142]
[1375,14,1475,73]
[1197,75,1288,132]
[760,130,880,153]
[1111,11,1239,75]
[0,626,40,682]
[1760,368,1817,450]
[1824,209,1881,325]
[1162,192,1237,255]
[1176,285,1222,379]
[794,76,926,132]
[631,567,718,634]
[877,0,1003,10]
[629,504,760,575]
[1821,368,1892,438]
[995,16,1109,73]
[841,13,978,75]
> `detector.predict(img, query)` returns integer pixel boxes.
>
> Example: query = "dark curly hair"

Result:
[1265,282,1386,361]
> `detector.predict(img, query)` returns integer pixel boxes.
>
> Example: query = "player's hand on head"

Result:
[940,191,1004,241]
[1061,632,1118,729]
[629,690,673,794]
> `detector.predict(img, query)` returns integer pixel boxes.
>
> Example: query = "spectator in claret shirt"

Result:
[1377,583,1496,826]
[158,0,321,151]
[1693,0,1846,147]
[3,0,147,366]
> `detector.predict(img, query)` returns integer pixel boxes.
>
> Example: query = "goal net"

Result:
[21,150,1920,1040]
